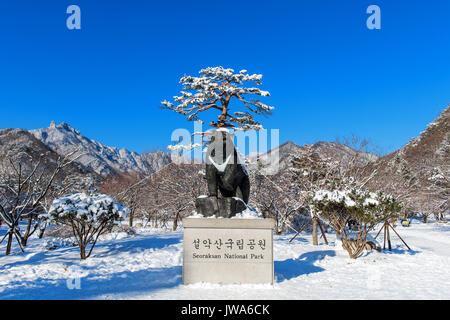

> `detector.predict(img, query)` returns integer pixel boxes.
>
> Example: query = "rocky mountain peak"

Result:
[29,123,171,177]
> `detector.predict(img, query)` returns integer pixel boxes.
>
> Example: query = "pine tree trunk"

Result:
[317,220,329,245]
[80,244,87,260]
[129,210,134,227]
[38,227,46,239]
[280,221,285,235]
[5,232,13,255]
[312,218,318,246]
[173,214,179,231]
[21,216,33,247]
[275,214,281,235]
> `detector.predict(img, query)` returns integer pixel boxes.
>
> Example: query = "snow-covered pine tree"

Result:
[160,66,274,131]
[42,192,130,259]
[311,189,402,259]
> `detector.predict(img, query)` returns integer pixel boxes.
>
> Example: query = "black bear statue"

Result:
[195,130,250,218]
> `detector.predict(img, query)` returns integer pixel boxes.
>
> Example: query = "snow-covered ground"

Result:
[1,219,450,300]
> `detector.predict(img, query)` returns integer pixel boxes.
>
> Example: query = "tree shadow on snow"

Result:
[0,266,183,300]
[280,236,309,244]
[0,233,182,269]
[90,233,181,258]
[0,233,184,300]
[0,246,80,269]
[275,250,335,282]
[379,246,420,256]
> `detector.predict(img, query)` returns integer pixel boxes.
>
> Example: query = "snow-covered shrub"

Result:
[41,192,130,259]
[312,188,401,259]
[43,237,78,250]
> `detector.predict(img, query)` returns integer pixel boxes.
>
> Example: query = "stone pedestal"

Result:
[182,218,275,285]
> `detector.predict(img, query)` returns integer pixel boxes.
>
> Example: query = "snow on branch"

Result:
[41,192,130,259]
[160,66,274,130]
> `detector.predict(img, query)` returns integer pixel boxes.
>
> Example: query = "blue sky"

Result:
[0,0,449,155]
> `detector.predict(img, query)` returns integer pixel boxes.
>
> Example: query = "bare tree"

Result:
[0,148,82,255]
[99,172,144,227]
[99,162,207,231]
[98,151,177,228]
[249,164,301,235]
[291,152,342,245]
[152,163,206,231]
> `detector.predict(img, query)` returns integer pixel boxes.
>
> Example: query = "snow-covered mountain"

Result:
[366,105,450,215]
[0,128,93,177]
[248,140,378,174]
[30,122,171,176]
